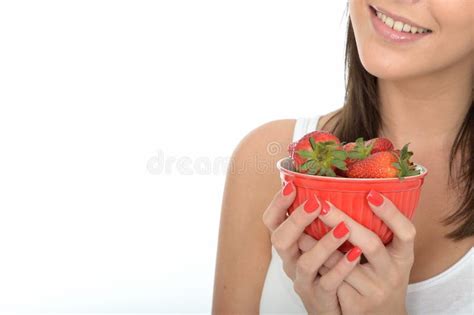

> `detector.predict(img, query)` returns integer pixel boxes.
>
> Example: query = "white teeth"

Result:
[393,21,404,32]
[374,9,430,34]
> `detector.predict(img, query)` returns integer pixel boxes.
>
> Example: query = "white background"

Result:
[0,0,347,313]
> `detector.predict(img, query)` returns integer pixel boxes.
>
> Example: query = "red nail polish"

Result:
[333,221,349,238]
[282,181,294,196]
[347,246,362,262]
[367,190,384,207]
[319,198,331,215]
[304,194,319,213]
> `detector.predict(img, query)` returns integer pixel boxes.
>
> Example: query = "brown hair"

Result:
[324,15,473,240]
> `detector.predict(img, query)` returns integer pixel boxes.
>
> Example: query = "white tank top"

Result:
[259,115,474,315]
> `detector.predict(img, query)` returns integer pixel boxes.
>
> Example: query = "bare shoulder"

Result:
[225,118,297,194]
[317,108,342,131]
[232,119,296,158]
[212,118,295,314]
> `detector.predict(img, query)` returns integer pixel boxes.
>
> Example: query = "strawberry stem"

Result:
[347,137,373,160]
[298,140,348,177]
[393,143,421,178]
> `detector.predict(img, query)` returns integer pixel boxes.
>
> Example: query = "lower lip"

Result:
[369,6,431,43]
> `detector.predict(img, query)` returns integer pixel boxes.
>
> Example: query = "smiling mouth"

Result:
[369,5,432,34]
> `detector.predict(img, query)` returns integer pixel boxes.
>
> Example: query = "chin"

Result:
[356,40,432,80]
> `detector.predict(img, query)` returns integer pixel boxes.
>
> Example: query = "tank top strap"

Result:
[292,115,322,142]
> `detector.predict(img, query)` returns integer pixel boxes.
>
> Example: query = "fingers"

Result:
[317,246,362,293]
[366,190,416,262]
[317,198,393,276]
[336,282,361,312]
[293,221,351,292]
[297,233,318,252]
[318,247,377,296]
[262,181,296,233]
[318,265,330,276]
[298,233,346,268]
[271,192,322,266]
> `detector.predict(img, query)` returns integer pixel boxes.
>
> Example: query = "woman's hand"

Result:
[262,181,362,315]
[305,189,416,315]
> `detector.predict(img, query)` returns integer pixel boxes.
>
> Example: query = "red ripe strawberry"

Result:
[365,137,394,154]
[346,151,399,178]
[336,137,372,177]
[288,131,348,177]
[347,143,420,179]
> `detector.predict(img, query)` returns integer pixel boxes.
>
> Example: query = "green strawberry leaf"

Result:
[309,137,317,150]
[400,143,411,160]
[300,160,312,171]
[309,165,321,175]
[348,151,366,159]
[333,150,348,160]
[326,168,336,177]
[395,143,420,178]
[296,150,314,159]
[321,141,339,150]
[347,137,372,159]
[333,159,347,170]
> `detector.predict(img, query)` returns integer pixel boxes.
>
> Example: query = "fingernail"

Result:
[367,190,384,207]
[319,198,331,215]
[347,246,362,262]
[282,181,294,196]
[333,221,349,238]
[304,194,319,213]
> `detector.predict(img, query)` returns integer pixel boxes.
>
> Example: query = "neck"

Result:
[377,57,472,150]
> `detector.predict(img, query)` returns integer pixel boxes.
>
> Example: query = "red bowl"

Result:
[277,157,428,252]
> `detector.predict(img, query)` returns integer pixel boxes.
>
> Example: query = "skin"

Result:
[263,192,362,314]
[263,185,416,314]
[213,0,473,313]
[350,0,474,285]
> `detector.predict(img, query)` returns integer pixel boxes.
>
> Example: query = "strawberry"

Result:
[336,137,372,177]
[345,137,373,162]
[289,131,348,177]
[346,143,420,179]
[365,137,394,154]
[346,151,398,178]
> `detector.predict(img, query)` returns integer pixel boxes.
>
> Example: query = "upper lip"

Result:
[370,4,431,31]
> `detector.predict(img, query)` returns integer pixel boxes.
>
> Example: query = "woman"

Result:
[213,0,473,314]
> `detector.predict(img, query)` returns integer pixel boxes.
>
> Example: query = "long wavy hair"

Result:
[323,15,473,240]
